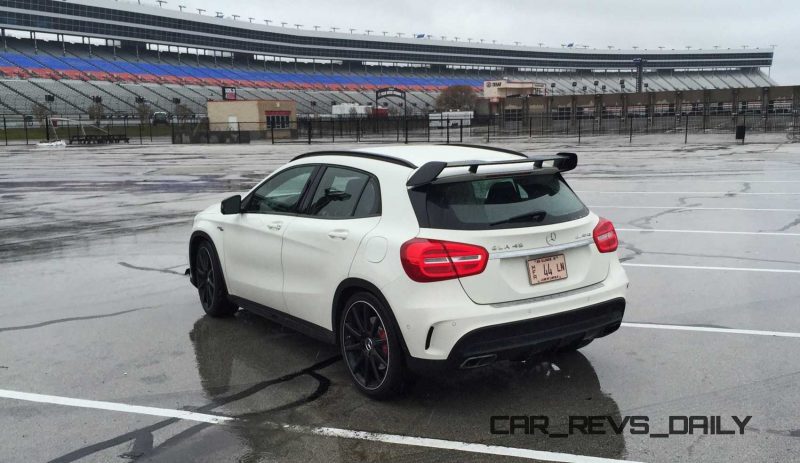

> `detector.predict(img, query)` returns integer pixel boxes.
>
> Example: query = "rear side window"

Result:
[307,167,380,218]
[420,174,588,230]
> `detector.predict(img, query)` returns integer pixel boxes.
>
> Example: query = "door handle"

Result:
[267,221,283,231]
[328,230,349,240]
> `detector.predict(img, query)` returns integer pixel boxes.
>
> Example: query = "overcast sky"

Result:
[145,0,798,83]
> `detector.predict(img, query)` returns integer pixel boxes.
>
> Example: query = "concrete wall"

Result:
[207,99,296,133]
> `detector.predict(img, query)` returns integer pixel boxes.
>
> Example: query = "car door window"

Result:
[243,165,315,214]
[307,167,378,218]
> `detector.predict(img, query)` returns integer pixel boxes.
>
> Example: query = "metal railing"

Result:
[170,112,800,146]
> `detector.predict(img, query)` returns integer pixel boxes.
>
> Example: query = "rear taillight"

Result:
[400,238,489,282]
[593,217,618,253]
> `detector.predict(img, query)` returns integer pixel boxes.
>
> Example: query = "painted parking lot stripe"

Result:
[579,180,800,183]
[617,228,800,237]
[282,424,642,463]
[576,190,800,195]
[622,322,800,338]
[0,389,232,424]
[589,205,800,212]
[622,263,800,274]
[0,389,639,463]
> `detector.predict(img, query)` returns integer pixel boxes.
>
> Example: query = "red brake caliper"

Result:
[377,326,388,356]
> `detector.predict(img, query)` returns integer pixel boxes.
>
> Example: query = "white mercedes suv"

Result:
[189,144,628,398]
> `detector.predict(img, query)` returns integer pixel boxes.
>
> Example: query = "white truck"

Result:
[428,111,473,129]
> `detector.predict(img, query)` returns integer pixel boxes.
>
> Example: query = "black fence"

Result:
[0,114,179,145]
[171,112,800,145]
[4,112,797,147]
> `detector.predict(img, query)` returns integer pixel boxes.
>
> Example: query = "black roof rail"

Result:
[407,152,577,188]
[291,150,417,168]
[441,143,529,158]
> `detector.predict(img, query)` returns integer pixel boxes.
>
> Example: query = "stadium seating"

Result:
[0,38,777,117]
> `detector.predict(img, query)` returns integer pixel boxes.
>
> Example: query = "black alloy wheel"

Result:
[340,292,406,398]
[196,246,215,310]
[194,240,238,317]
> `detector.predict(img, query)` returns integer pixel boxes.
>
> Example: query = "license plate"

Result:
[527,254,568,285]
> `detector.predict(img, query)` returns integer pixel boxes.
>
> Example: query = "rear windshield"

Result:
[419,174,588,230]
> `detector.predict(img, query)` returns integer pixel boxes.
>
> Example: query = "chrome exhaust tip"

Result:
[459,354,497,369]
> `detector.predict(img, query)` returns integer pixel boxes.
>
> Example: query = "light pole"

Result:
[313,25,320,31]
[365,29,372,35]
[264,19,271,26]
[331,27,339,32]
[294,24,302,29]
[248,17,254,23]
[178,5,185,12]
[350,28,356,34]
[232,14,240,21]
[281,22,288,27]
[156,0,166,7]
[215,12,223,18]
[196,8,205,14]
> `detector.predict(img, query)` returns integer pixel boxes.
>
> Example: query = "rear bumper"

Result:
[407,297,625,372]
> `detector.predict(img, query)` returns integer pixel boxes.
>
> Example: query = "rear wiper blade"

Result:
[489,210,547,226]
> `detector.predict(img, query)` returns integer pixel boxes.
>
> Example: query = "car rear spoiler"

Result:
[406,152,577,188]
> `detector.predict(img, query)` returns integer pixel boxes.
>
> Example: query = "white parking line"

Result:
[576,191,800,195]
[579,180,800,183]
[590,205,800,212]
[283,424,641,463]
[622,263,800,274]
[0,389,638,463]
[617,228,800,237]
[622,323,800,338]
[0,389,232,424]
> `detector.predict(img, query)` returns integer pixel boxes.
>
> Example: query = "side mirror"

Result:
[221,195,242,215]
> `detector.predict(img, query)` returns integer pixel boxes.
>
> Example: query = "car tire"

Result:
[194,240,238,317]
[339,291,406,399]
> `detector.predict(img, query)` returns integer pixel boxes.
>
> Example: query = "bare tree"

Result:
[174,103,192,121]
[32,103,50,127]
[135,103,152,124]
[87,102,105,124]
[435,85,477,111]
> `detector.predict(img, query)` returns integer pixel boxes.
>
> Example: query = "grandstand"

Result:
[0,0,778,118]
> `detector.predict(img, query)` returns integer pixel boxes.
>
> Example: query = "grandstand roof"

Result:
[0,0,774,70]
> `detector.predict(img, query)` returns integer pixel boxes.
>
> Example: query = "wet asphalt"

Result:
[1,135,799,462]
